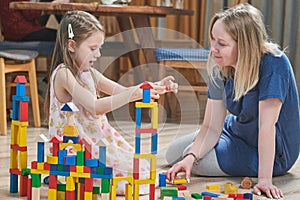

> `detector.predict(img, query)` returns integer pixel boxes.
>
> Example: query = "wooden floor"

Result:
[0,118,300,199]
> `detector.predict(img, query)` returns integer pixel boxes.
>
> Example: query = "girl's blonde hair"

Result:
[44,10,105,119]
[208,3,280,101]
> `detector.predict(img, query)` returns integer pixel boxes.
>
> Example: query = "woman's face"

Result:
[74,30,104,72]
[210,19,238,68]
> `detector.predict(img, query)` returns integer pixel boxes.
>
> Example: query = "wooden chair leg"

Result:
[0,58,7,135]
[27,59,40,127]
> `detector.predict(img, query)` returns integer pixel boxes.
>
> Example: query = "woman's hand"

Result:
[166,155,194,183]
[253,179,284,199]
[153,76,178,94]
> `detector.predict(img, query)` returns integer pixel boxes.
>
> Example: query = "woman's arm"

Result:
[167,98,227,181]
[254,98,283,199]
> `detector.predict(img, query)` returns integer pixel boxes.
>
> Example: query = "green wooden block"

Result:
[57,164,64,171]
[31,174,41,188]
[191,193,202,199]
[98,166,104,174]
[22,168,30,176]
[57,183,66,191]
[77,151,84,166]
[93,186,100,194]
[101,178,110,193]
[160,186,178,198]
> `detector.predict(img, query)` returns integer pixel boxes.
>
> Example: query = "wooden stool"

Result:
[0,50,40,135]
[154,48,210,120]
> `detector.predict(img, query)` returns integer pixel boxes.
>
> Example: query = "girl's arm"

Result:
[55,68,160,116]
[253,98,283,199]
[167,98,227,181]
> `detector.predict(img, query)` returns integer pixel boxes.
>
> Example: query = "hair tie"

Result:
[68,24,74,39]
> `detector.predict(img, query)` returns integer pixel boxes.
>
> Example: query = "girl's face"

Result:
[74,30,104,72]
[210,19,238,68]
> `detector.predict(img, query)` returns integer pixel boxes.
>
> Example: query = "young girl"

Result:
[44,10,178,194]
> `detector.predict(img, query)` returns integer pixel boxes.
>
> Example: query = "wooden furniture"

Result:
[0,50,40,135]
[154,48,210,119]
[9,1,193,82]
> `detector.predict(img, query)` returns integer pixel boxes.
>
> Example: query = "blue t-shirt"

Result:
[208,50,300,176]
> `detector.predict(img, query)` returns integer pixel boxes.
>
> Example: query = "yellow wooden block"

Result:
[60,143,82,151]
[173,178,188,185]
[76,166,84,173]
[11,120,28,127]
[10,149,18,168]
[135,102,157,108]
[125,183,132,200]
[37,162,44,170]
[47,155,58,164]
[31,169,50,175]
[152,105,158,128]
[110,185,117,200]
[133,179,155,185]
[92,194,98,200]
[66,176,75,191]
[48,188,57,200]
[10,124,17,144]
[112,176,133,185]
[57,191,65,200]
[224,183,238,194]
[19,151,27,169]
[84,192,93,200]
[63,125,79,136]
[133,184,139,200]
[70,172,90,178]
[18,126,28,147]
[206,184,221,191]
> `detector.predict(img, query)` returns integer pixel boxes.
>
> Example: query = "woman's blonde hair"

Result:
[44,10,105,119]
[208,3,280,101]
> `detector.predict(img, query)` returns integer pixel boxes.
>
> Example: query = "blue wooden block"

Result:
[99,146,106,167]
[37,142,44,162]
[201,191,219,197]
[85,159,99,167]
[10,173,18,193]
[159,173,167,187]
[12,95,30,102]
[104,167,113,175]
[12,99,19,120]
[50,164,58,171]
[16,82,26,96]
[63,136,79,143]
[58,150,67,165]
[244,193,253,200]
[142,89,151,103]
[135,134,141,154]
[151,133,158,154]
[135,107,141,128]
[65,155,76,166]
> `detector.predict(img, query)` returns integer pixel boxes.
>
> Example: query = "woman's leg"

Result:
[166,130,228,176]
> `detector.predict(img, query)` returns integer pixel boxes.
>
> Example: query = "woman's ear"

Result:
[67,39,76,53]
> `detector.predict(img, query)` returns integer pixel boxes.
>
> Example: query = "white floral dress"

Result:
[49,64,150,194]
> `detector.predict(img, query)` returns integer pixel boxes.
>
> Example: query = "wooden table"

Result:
[10,2,193,81]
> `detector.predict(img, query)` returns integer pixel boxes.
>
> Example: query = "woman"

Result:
[166,3,300,199]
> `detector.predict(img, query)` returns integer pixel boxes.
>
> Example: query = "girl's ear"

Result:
[67,39,76,53]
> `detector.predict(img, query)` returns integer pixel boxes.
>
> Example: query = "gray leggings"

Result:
[165,131,228,176]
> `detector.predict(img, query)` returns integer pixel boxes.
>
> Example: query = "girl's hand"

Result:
[129,85,160,102]
[253,179,284,199]
[166,155,194,183]
[154,76,178,94]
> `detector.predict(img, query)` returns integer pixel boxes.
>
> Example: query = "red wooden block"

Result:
[20,175,28,196]
[49,175,57,189]
[80,183,85,200]
[133,158,139,179]
[19,101,28,122]
[66,190,75,199]
[44,163,50,170]
[84,166,91,173]
[31,161,38,169]
[85,178,93,192]
[70,166,76,172]
[203,196,212,200]
[149,184,155,200]
[27,178,32,200]
[177,185,187,190]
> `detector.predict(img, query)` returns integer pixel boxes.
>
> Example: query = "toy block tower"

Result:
[133,82,158,200]
[9,75,30,196]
